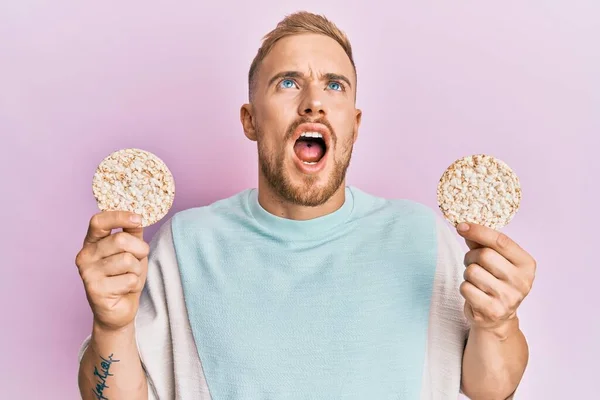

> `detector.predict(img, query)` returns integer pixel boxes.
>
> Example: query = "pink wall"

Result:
[1,2,597,399]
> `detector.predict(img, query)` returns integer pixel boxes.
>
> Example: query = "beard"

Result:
[257,117,354,207]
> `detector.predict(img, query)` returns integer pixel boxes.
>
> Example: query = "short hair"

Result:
[248,11,356,101]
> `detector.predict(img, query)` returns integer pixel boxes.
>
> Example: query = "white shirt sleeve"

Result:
[77,218,210,399]
[420,215,471,399]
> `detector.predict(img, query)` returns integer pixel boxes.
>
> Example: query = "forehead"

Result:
[259,33,355,82]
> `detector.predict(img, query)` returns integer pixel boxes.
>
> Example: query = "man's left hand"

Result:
[456,222,536,335]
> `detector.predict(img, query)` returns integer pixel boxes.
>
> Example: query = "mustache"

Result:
[284,117,336,143]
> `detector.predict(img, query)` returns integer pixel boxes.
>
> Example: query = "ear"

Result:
[353,108,362,143]
[240,103,257,141]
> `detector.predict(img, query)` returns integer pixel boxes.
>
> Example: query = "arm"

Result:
[75,211,151,400]
[455,222,536,400]
[79,323,148,400]
[461,316,528,400]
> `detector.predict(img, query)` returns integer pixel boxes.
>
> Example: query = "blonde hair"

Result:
[248,11,356,101]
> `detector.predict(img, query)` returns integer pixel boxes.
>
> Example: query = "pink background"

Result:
[1,1,597,399]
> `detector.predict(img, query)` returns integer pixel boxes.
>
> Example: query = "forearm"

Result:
[461,317,528,400]
[78,322,148,400]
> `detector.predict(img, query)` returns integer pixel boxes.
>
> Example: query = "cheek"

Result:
[258,102,295,136]
[330,110,357,143]
[257,129,284,155]
[264,97,296,120]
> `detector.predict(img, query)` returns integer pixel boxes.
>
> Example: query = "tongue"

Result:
[294,139,325,163]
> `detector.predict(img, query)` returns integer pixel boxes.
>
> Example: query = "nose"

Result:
[298,86,327,117]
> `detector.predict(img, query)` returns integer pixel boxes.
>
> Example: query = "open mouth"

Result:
[293,132,328,165]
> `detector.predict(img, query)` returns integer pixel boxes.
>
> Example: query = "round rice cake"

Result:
[437,154,521,230]
[92,148,175,227]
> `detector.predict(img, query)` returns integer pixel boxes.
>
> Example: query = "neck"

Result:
[257,174,346,221]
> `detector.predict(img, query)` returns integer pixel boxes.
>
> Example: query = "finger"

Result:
[123,226,144,241]
[464,248,514,281]
[93,232,150,261]
[456,222,530,267]
[459,280,494,312]
[103,273,144,295]
[463,263,503,297]
[95,252,144,277]
[463,238,481,251]
[84,211,143,245]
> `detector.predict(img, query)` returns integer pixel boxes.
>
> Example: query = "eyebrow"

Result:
[267,70,353,89]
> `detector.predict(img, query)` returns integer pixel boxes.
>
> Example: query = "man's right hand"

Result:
[75,211,150,332]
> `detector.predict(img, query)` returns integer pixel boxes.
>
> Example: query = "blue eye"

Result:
[280,79,296,89]
[328,81,343,91]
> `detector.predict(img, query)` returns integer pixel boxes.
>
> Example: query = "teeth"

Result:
[302,161,317,165]
[300,132,323,139]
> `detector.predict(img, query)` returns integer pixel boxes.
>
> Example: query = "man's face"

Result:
[242,33,362,207]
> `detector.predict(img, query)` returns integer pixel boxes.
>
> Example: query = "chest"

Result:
[172,222,438,398]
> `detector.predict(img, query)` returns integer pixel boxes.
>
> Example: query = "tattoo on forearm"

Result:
[91,353,120,400]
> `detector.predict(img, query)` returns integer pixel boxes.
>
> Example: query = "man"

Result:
[76,11,535,400]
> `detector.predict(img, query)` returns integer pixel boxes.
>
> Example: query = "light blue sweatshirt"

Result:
[79,186,470,399]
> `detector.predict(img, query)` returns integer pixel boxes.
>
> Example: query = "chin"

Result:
[259,135,350,207]
[279,167,343,207]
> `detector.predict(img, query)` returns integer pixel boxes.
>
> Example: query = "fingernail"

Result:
[457,223,470,232]
[130,214,142,224]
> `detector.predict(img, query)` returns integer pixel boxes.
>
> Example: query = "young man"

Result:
[76,11,536,400]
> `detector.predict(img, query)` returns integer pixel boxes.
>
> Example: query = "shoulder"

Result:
[145,189,252,251]
[348,186,465,256]
[170,189,253,230]
[348,186,438,226]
